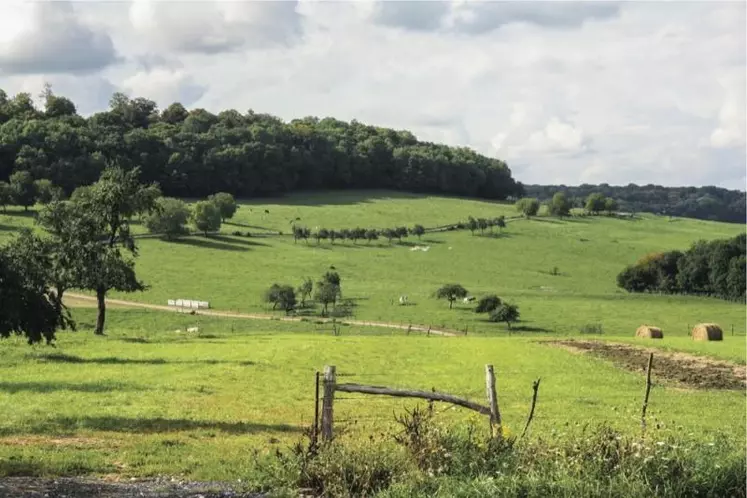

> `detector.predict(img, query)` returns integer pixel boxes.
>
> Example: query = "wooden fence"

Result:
[311,355,656,443]
[317,364,505,441]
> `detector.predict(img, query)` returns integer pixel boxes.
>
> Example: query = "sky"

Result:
[0,1,745,189]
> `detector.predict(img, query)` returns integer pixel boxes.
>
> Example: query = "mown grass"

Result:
[95,192,746,336]
[0,191,744,491]
[0,308,743,482]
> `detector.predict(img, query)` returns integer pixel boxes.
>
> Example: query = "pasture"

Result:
[0,307,744,482]
[0,190,745,488]
[4,190,739,337]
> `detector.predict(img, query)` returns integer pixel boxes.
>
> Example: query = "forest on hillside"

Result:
[525,184,746,224]
[0,87,743,223]
[0,88,521,200]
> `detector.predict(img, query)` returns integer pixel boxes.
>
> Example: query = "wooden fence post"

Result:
[322,365,337,441]
[641,353,653,433]
[313,371,320,447]
[485,364,501,436]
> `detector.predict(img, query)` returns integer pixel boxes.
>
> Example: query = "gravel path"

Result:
[0,477,266,498]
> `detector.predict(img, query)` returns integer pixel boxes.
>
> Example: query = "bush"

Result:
[475,295,501,313]
[145,197,190,240]
[232,230,242,236]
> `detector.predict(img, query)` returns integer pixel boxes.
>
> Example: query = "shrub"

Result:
[232,230,242,236]
[475,295,501,313]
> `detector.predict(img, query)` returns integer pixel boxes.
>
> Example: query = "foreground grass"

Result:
[0,308,743,482]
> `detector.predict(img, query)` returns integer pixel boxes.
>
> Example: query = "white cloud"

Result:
[122,67,206,109]
[0,0,744,189]
[0,1,119,74]
[128,0,303,54]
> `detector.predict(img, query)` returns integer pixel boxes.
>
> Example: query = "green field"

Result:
[0,190,744,488]
[0,307,743,481]
[15,191,742,336]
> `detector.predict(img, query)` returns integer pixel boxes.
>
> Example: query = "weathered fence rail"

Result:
[318,364,503,441]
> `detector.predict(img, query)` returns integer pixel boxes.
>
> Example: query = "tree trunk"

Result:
[449,299,453,309]
[95,287,106,335]
[53,287,66,314]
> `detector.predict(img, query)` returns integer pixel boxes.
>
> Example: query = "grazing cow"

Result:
[187,327,199,333]
[463,296,476,303]
[399,295,408,305]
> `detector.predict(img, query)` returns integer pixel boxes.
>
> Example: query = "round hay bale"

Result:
[691,323,723,341]
[636,325,663,339]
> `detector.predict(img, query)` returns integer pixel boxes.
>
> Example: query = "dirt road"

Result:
[65,293,458,337]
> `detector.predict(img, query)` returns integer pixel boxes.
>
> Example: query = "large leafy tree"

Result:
[489,303,520,329]
[548,192,571,218]
[0,231,74,344]
[585,193,607,215]
[192,200,222,236]
[0,181,11,211]
[515,198,540,217]
[145,197,190,240]
[9,170,36,211]
[435,283,468,309]
[63,166,160,334]
[208,192,238,222]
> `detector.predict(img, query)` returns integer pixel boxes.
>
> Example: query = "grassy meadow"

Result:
[0,190,745,487]
[0,307,744,481]
[3,190,740,337]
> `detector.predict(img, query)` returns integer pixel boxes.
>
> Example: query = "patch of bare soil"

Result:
[547,340,746,391]
[0,436,112,448]
[0,477,264,498]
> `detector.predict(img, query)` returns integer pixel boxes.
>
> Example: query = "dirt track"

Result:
[547,339,746,391]
[65,293,458,337]
[0,477,263,498]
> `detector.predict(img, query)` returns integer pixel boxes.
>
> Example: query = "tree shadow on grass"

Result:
[224,221,276,231]
[3,416,302,436]
[0,381,140,394]
[529,218,565,224]
[211,234,269,247]
[509,325,551,333]
[167,237,249,252]
[29,353,255,367]
[479,232,513,239]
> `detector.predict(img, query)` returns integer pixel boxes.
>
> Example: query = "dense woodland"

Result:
[525,184,746,224]
[0,87,744,222]
[617,234,746,301]
[0,88,520,200]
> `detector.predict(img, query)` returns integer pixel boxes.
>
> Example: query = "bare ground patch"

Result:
[546,340,746,391]
[0,477,264,498]
[0,436,114,448]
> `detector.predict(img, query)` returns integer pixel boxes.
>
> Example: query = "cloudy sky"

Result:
[0,1,745,189]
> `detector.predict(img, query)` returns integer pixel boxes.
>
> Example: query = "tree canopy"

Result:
[0,88,522,202]
[435,284,469,309]
[617,234,745,301]
[524,184,745,224]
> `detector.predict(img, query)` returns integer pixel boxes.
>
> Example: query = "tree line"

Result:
[616,234,746,301]
[524,184,745,224]
[0,87,522,202]
[515,192,619,218]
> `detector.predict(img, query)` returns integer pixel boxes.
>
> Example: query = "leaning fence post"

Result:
[641,353,654,433]
[312,371,320,447]
[485,364,501,436]
[322,365,337,441]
